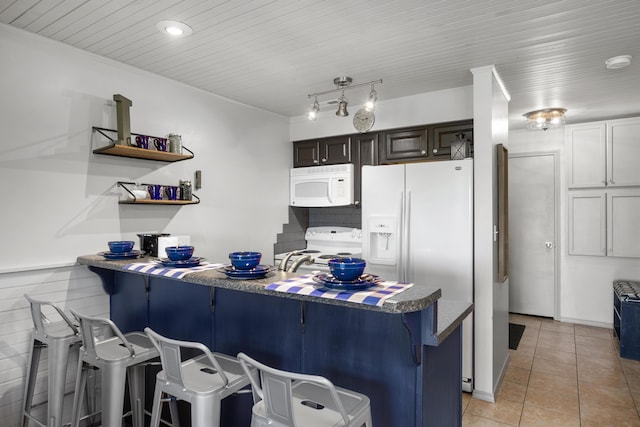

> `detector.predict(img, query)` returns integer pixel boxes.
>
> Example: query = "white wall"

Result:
[509,127,640,327]
[290,86,473,140]
[0,23,291,272]
[470,65,510,402]
[0,23,291,427]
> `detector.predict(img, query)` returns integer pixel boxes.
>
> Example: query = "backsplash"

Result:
[273,205,361,256]
[309,206,361,228]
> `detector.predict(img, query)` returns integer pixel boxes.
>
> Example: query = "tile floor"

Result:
[462,313,640,426]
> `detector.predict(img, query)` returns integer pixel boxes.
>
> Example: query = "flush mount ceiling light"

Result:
[605,55,632,69]
[306,77,382,120]
[156,20,193,37]
[523,108,567,131]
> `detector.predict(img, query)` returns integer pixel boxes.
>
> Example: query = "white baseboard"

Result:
[558,316,612,329]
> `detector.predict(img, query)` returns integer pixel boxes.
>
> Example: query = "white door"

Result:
[509,153,557,317]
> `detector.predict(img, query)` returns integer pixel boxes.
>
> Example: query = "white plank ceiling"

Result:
[2,0,639,129]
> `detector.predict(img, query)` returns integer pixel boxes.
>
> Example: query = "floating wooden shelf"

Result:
[92,127,194,162]
[119,198,199,205]
[117,181,200,205]
[94,143,193,162]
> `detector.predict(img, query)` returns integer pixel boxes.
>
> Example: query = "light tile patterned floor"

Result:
[462,313,640,426]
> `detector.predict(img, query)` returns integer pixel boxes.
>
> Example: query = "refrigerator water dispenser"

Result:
[367,216,397,265]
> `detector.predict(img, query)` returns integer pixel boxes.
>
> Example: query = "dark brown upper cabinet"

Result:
[378,127,429,164]
[352,133,379,205]
[431,120,474,158]
[293,136,351,167]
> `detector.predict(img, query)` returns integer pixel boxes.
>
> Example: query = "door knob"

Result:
[545,241,553,249]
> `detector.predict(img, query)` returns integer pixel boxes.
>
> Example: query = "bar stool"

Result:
[22,294,84,427]
[144,327,254,427]
[70,310,159,427]
[237,352,373,427]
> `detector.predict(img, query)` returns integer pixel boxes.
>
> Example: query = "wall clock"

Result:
[353,108,375,133]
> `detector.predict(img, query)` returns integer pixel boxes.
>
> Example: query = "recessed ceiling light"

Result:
[156,21,193,38]
[605,55,632,69]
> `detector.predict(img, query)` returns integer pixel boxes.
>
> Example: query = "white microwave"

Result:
[290,164,354,207]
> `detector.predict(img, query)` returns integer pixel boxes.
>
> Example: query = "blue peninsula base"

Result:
[81,258,470,427]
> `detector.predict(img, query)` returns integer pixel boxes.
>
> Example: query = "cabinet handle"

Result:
[313,159,319,164]
[602,180,608,186]
[322,158,327,162]
[421,150,427,155]
[609,179,615,185]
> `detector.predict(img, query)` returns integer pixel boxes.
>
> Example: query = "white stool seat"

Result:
[156,352,249,396]
[238,352,373,427]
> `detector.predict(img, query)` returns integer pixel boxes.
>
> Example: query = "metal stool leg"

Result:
[127,364,146,427]
[21,340,44,427]
[101,364,128,427]
[192,397,221,427]
[70,359,87,427]
[169,398,180,427]
[46,336,76,427]
[149,380,163,427]
[150,382,181,427]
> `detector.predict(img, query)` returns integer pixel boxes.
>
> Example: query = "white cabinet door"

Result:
[568,191,606,256]
[566,122,606,188]
[607,189,640,258]
[608,118,640,187]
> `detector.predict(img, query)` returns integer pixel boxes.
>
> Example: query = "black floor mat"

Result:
[509,323,526,350]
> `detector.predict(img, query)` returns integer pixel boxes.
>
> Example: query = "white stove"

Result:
[274,226,363,272]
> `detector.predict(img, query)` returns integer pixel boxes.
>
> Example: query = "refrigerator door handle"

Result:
[403,191,411,282]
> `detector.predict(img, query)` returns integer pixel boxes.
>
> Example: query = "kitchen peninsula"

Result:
[77,254,472,427]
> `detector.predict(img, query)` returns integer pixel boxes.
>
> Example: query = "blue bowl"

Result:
[165,246,194,261]
[229,251,262,270]
[108,241,135,253]
[328,257,366,281]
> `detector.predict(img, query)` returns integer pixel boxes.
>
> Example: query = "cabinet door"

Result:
[568,191,606,256]
[293,140,319,167]
[379,127,429,164]
[607,118,640,187]
[431,120,473,158]
[320,136,351,164]
[566,123,607,188]
[607,189,640,258]
[352,133,378,205]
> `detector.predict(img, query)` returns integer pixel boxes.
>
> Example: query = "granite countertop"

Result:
[77,254,473,342]
[432,299,474,345]
[77,254,442,314]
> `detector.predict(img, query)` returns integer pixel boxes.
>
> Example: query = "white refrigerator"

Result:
[361,159,474,392]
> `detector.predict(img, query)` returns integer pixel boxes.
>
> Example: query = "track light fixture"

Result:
[307,96,320,120]
[306,77,382,120]
[365,83,377,112]
[336,90,349,117]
